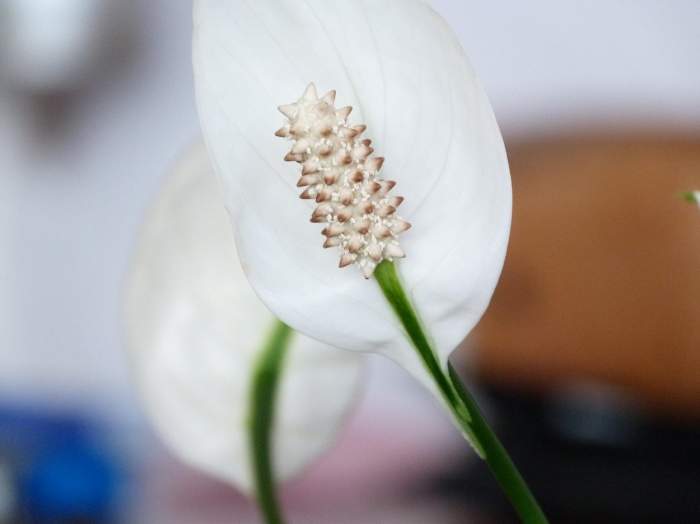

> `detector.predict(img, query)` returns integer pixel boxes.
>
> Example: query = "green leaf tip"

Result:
[681,191,699,204]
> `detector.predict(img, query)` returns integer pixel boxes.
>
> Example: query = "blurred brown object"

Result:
[471,134,700,416]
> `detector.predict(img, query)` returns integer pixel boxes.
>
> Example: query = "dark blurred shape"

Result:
[0,0,141,146]
[0,404,124,523]
[472,134,700,416]
[432,377,700,523]
[0,461,16,524]
[0,1,139,95]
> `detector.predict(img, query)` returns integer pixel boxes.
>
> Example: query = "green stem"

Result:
[374,260,548,524]
[372,261,470,428]
[448,362,548,523]
[248,320,294,524]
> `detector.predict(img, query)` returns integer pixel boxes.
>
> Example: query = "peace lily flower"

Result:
[124,143,363,509]
[194,0,509,409]
[193,1,547,521]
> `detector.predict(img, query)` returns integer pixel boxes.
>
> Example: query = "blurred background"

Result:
[0,1,698,522]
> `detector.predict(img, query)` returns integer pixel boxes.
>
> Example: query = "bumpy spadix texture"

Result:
[194,0,511,401]
[276,83,410,278]
[124,143,363,492]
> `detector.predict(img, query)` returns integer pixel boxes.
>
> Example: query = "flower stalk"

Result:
[447,362,549,524]
[374,260,548,524]
[248,321,294,524]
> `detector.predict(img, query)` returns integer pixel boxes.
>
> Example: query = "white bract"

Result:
[193,0,511,399]
[124,143,363,492]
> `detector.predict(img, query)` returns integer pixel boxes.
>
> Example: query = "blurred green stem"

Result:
[374,260,548,524]
[248,321,294,524]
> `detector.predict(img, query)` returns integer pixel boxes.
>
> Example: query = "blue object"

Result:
[23,441,119,522]
[0,403,123,523]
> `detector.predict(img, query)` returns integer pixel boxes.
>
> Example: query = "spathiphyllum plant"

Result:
[193,0,547,522]
[124,143,364,523]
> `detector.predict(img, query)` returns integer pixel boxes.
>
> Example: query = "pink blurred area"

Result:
[133,362,474,523]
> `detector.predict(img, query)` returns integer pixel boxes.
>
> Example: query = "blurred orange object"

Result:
[471,134,700,416]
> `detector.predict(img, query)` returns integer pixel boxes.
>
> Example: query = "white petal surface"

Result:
[194,0,510,396]
[124,143,363,493]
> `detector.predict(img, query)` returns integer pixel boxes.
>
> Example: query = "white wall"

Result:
[0,0,200,410]
[433,0,700,135]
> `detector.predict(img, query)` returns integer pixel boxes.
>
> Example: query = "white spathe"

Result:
[124,143,363,493]
[193,0,511,397]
